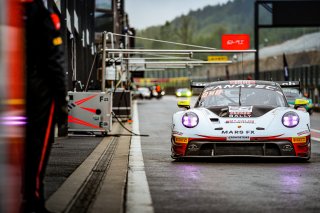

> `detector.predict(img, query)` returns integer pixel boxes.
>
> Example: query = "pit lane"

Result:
[137,95,320,213]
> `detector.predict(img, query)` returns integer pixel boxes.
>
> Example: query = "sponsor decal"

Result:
[188,144,199,151]
[222,34,250,50]
[229,106,252,118]
[279,81,299,86]
[207,56,229,62]
[229,106,253,113]
[230,80,256,85]
[292,137,307,144]
[229,115,252,118]
[203,84,279,92]
[227,136,250,141]
[172,131,183,136]
[282,144,293,152]
[175,137,188,144]
[222,130,255,135]
[226,120,254,124]
[201,89,223,98]
[297,130,310,136]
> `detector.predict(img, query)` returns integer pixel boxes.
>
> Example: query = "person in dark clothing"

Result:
[23,0,68,212]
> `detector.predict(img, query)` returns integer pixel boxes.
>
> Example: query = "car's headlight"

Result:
[187,91,192,96]
[182,112,199,128]
[282,111,299,128]
[176,92,181,96]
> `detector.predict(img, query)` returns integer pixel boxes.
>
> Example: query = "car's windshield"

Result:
[177,88,190,92]
[197,86,287,107]
[282,88,302,101]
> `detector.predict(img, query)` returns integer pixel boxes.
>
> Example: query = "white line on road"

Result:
[312,137,320,142]
[126,101,154,213]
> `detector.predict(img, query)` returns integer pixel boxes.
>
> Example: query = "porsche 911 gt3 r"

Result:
[171,80,311,160]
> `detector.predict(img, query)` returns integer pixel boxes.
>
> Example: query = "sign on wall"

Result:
[221,34,250,50]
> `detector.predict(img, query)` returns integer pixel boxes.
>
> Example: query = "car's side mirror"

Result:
[294,98,308,110]
[177,100,190,110]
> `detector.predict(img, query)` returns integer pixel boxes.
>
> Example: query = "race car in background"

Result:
[137,87,151,99]
[175,88,192,97]
[279,81,313,114]
[171,80,311,160]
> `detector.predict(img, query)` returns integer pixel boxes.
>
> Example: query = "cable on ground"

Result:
[111,111,149,137]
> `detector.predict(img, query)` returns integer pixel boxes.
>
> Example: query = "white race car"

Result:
[171,80,311,160]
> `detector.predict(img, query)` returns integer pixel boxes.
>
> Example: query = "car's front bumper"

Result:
[171,137,311,159]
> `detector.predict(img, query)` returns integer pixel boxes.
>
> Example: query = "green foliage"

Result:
[136,0,320,50]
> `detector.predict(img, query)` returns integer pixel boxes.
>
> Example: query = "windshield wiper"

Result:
[239,86,241,106]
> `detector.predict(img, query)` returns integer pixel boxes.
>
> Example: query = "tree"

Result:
[175,15,195,45]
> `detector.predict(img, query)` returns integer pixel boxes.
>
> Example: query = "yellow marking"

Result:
[292,137,307,144]
[207,56,228,62]
[1,99,25,105]
[178,99,190,105]
[175,137,188,144]
[53,37,63,46]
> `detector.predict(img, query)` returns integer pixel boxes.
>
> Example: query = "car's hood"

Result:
[205,105,276,118]
[197,106,280,129]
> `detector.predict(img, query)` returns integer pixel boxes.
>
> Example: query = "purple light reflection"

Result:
[2,116,26,121]
[183,117,197,127]
[282,112,299,127]
[277,166,304,193]
[175,165,201,181]
[0,116,27,126]
[182,113,198,128]
[281,175,299,186]
[283,116,298,126]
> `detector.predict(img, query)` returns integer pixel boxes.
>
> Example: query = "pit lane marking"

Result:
[126,101,154,213]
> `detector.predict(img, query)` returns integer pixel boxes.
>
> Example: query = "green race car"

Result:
[175,88,192,97]
[282,88,313,114]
